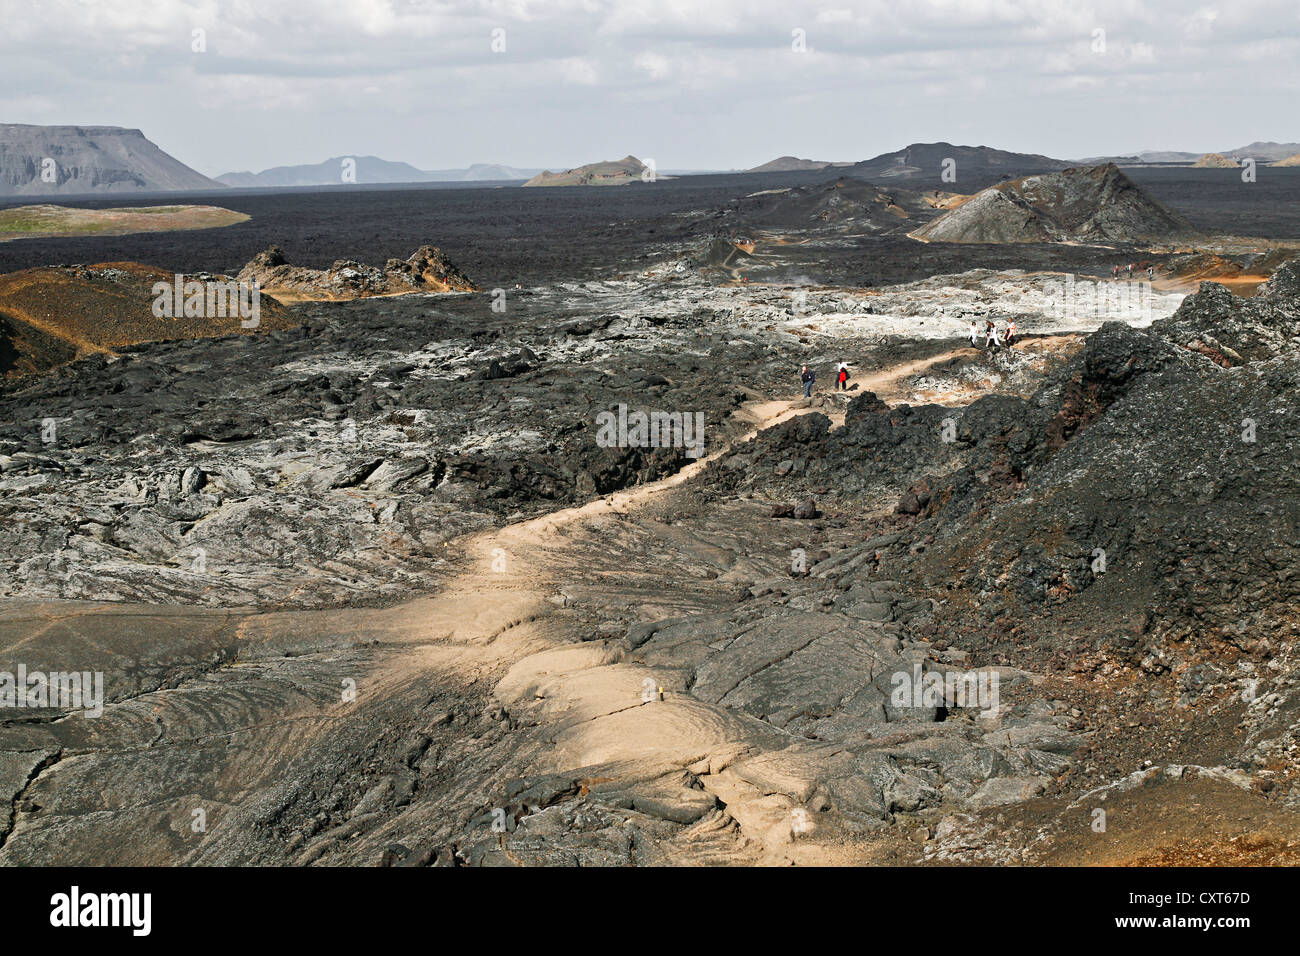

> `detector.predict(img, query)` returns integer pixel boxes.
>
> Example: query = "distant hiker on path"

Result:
[1148,266,1155,281]
[801,365,815,397]
[969,319,981,347]
[836,361,849,391]
[1112,265,1120,279]
[1126,263,1134,278]
[1006,319,1016,347]
[985,319,998,350]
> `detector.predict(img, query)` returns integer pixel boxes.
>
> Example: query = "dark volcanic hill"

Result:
[912,163,1196,243]
[710,177,956,235]
[0,125,223,196]
[849,142,1069,189]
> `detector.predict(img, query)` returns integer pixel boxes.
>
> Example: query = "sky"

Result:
[1,0,1297,176]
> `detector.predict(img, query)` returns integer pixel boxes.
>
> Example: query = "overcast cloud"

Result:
[1,0,1296,176]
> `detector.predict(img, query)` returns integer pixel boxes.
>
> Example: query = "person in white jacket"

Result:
[969,320,980,347]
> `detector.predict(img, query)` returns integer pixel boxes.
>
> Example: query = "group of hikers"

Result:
[799,302,1034,397]
[1112,263,1156,281]
[800,361,851,397]
[792,260,1173,399]
[969,317,1016,350]
[799,320,1019,396]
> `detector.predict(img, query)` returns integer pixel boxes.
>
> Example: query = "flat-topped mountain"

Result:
[912,163,1196,243]
[0,125,222,196]
[523,155,660,187]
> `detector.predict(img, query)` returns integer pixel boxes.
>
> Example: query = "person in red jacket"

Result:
[836,361,849,391]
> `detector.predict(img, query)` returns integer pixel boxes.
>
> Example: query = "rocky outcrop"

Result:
[524,156,657,187]
[1192,153,1238,168]
[1152,260,1300,363]
[236,244,477,300]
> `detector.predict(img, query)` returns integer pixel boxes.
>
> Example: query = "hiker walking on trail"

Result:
[1006,319,1016,347]
[1112,264,1120,279]
[969,319,981,347]
[836,361,850,391]
[1126,263,1134,278]
[1148,266,1155,281]
[801,364,815,398]
[985,319,998,350]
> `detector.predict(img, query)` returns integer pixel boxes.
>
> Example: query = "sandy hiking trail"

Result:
[342,343,998,864]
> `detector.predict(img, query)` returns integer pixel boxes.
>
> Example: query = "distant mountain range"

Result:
[1227,141,1300,162]
[1078,142,1300,164]
[3,124,1298,198]
[216,157,543,187]
[0,125,222,196]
